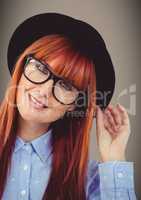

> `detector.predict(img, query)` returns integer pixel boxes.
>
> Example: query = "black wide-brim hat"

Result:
[7,12,116,111]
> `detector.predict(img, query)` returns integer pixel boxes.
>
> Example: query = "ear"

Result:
[67,104,76,112]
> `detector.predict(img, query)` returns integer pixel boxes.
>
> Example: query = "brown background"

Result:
[0,0,140,198]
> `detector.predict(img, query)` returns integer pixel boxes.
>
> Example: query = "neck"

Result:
[16,115,51,142]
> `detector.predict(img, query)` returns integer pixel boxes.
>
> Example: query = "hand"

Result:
[95,103,131,162]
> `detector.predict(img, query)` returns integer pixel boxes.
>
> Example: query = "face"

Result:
[16,57,76,124]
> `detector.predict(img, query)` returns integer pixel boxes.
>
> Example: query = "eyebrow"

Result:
[34,57,61,77]
[34,56,75,86]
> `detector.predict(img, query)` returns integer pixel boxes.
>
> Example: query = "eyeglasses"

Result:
[23,55,81,105]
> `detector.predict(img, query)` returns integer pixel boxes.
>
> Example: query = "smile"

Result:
[28,94,48,109]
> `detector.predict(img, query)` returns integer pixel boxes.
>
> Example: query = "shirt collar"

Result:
[14,128,53,163]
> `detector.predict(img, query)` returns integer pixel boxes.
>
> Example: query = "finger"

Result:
[104,109,118,132]
[117,103,130,126]
[104,114,116,133]
[107,104,122,126]
[104,114,118,138]
[103,113,110,129]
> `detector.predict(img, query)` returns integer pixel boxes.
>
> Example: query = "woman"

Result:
[0,13,137,200]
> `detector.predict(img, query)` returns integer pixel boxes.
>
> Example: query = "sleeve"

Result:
[86,160,137,200]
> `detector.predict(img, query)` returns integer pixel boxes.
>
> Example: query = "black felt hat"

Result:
[7,12,116,111]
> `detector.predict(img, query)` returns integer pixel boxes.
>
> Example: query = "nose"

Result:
[39,79,54,99]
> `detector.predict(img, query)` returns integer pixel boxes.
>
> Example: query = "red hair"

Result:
[0,34,96,200]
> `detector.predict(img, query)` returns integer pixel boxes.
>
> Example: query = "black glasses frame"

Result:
[23,54,82,105]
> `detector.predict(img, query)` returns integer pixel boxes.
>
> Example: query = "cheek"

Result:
[16,90,67,123]
[15,75,68,123]
[16,76,33,119]
[16,87,26,109]
[16,76,28,107]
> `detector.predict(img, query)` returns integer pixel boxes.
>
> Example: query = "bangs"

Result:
[32,35,93,91]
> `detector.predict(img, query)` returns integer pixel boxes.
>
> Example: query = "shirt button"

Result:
[23,164,28,171]
[103,175,107,180]
[35,180,40,184]
[117,172,123,178]
[11,177,15,182]
[24,143,33,154]
[117,191,122,197]
[21,190,26,196]
[25,145,29,150]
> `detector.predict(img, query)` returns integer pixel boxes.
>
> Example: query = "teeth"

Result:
[30,95,44,107]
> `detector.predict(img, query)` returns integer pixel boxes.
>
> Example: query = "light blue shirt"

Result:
[2,129,137,200]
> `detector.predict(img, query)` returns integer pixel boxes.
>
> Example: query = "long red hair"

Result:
[0,34,96,200]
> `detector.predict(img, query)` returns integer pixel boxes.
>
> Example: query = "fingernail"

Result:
[117,103,124,110]
[117,103,123,107]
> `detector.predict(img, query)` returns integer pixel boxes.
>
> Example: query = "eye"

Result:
[60,80,73,91]
[37,64,49,75]
[29,58,36,63]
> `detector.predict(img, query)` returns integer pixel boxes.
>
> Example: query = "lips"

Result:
[29,94,48,108]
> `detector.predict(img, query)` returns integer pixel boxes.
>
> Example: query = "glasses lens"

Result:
[24,58,50,83]
[24,57,79,105]
[54,80,79,104]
